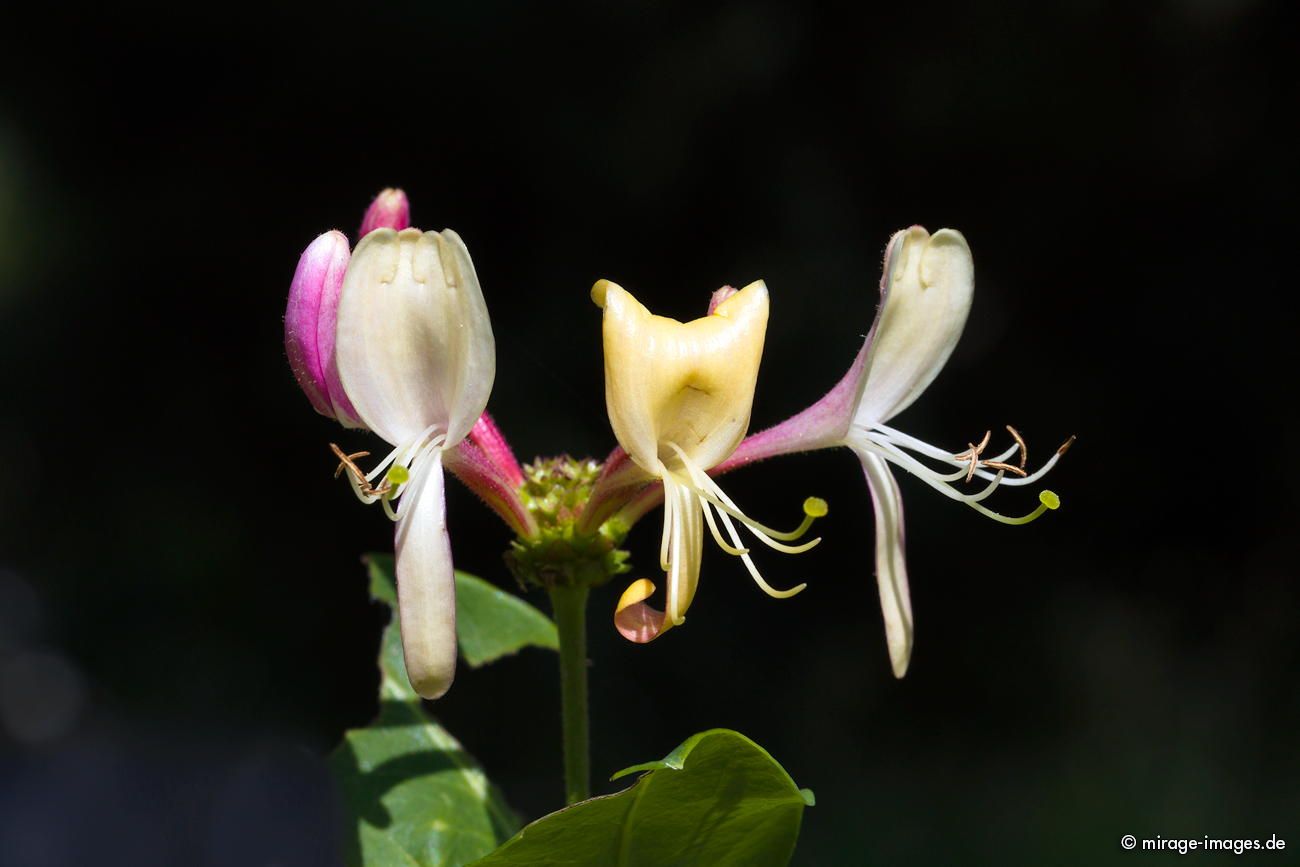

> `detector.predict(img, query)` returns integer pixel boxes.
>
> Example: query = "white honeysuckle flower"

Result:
[843,227,1066,676]
[333,227,496,699]
[590,279,826,643]
[721,226,1068,678]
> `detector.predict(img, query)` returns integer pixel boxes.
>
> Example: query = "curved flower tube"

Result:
[591,279,826,643]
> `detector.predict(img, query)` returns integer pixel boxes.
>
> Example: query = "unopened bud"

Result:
[359,188,411,237]
[284,230,365,427]
[707,285,739,315]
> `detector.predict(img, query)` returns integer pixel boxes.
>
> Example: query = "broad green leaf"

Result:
[330,563,523,867]
[366,554,558,667]
[469,729,813,867]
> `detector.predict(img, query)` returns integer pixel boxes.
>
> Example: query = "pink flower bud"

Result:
[707,285,738,315]
[284,230,365,427]
[359,188,411,237]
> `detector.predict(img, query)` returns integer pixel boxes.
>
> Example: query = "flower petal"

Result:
[853,227,974,426]
[394,448,458,699]
[663,478,702,625]
[593,279,768,474]
[614,578,673,643]
[335,228,495,447]
[858,450,914,678]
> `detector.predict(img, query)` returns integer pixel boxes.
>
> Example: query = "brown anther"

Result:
[980,460,1028,478]
[1005,425,1028,469]
[330,443,391,497]
[330,444,369,478]
[1056,434,1077,456]
[953,430,992,483]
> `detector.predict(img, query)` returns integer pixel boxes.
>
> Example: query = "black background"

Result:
[1,2,1296,864]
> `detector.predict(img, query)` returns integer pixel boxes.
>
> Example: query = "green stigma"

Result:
[387,465,411,486]
[803,497,829,518]
[1039,490,1060,510]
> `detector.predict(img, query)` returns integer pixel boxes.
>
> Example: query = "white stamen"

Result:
[848,422,1064,526]
[869,423,1059,486]
[657,442,813,600]
[865,437,1006,504]
[337,428,448,522]
[365,422,443,482]
[667,443,821,549]
[699,496,750,556]
[659,476,676,572]
[711,504,808,599]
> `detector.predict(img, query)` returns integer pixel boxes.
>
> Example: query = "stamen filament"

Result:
[668,443,822,544]
[364,422,444,482]
[382,495,400,521]
[652,442,812,602]
[673,455,822,554]
[659,477,676,572]
[864,437,1009,505]
[699,495,750,556]
[866,425,1066,487]
[853,431,1063,526]
[711,503,807,599]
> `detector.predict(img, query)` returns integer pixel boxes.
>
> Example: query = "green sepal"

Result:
[505,456,632,590]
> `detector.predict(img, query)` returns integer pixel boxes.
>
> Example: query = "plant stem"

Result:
[549,583,591,804]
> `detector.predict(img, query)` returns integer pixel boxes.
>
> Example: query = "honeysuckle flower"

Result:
[590,279,826,643]
[285,191,532,531]
[332,227,496,699]
[721,226,1070,677]
[287,191,548,699]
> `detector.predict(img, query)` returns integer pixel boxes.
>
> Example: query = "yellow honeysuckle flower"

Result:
[591,279,826,642]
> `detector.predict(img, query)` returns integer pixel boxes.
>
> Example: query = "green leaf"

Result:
[366,554,558,667]
[469,729,813,867]
[330,561,524,867]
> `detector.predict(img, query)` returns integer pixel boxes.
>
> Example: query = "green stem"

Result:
[549,583,591,804]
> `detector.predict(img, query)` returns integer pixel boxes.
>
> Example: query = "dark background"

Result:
[1,1,1295,864]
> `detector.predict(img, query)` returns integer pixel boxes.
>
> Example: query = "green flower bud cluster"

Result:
[505,456,630,589]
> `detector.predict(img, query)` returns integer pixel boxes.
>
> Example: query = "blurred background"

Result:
[1,1,1295,864]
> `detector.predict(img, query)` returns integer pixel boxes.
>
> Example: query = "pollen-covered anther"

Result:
[330,443,391,498]
[953,429,991,483]
[953,427,1039,482]
[1007,425,1028,469]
